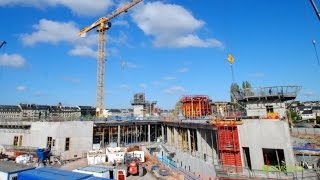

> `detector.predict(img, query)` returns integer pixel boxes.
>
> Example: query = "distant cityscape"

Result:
[1,97,320,122]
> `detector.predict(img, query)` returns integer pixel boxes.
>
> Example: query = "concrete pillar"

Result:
[117,125,121,147]
[196,129,202,159]
[161,125,164,142]
[135,125,138,143]
[148,124,151,143]
[174,127,179,149]
[204,130,208,161]
[167,126,171,145]
[187,128,191,154]
[155,125,158,140]
[101,127,105,147]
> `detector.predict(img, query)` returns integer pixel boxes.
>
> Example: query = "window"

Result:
[262,148,285,167]
[65,137,70,151]
[19,135,23,146]
[266,105,274,113]
[12,176,18,180]
[52,139,55,147]
[47,137,52,149]
[13,136,18,146]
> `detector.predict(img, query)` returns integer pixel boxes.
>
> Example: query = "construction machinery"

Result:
[127,158,145,176]
[0,41,6,49]
[78,0,143,117]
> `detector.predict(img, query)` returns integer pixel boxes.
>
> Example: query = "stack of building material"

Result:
[87,150,106,165]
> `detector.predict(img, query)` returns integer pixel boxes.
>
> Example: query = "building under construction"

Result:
[1,86,319,179]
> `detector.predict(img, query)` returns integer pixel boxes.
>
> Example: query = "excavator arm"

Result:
[79,0,143,36]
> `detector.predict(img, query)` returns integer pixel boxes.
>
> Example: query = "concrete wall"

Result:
[0,172,8,180]
[133,105,144,117]
[174,149,216,179]
[0,121,93,160]
[246,102,286,118]
[238,119,295,170]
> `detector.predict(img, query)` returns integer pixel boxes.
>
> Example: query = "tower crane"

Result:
[0,41,6,49]
[79,0,143,117]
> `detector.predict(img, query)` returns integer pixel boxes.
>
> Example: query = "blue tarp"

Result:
[293,147,320,152]
[18,167,109,180]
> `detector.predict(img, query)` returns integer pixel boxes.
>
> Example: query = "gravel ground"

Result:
[126,171,157,180]
[59,158,88,171]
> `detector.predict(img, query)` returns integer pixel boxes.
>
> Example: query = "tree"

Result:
[230,82,240,102]
[242,81,251,89]
[242,81,253,96]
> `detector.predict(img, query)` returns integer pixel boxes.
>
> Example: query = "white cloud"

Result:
[178,67,189,73]
[0,53,26,68]
[164,86,186,94]
[156,35,223,48]
[139,83,147,89]
[16,85,27,92]
[21,19,99,58]
[21,19,96,46]
[109,31,131,47]
[113,20,130,28]
[69,46,97,58]
[163,76,176,81]
[0,0,113,16]
[132,1,223,48]
[21,19,132,58]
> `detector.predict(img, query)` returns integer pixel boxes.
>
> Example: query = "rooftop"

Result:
[0,161,35,174]
[75,165,114,173]
[18,167,108,180]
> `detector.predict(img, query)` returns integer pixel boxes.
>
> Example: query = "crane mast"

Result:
[79,0,143,117]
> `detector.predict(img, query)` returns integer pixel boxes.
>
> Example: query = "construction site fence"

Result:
[214,165,320,180]
[291,128,320,136]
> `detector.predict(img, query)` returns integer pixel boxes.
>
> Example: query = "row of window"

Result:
[47,136,70,151]
[13,136,70,152]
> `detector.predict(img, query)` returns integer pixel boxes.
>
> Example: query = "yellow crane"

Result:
[79,0,143,117]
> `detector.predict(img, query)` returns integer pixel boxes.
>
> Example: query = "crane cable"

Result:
[312,40,320,65]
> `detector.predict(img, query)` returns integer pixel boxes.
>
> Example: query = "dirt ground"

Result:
[59,158,88,171]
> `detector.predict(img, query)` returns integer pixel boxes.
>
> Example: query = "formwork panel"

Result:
[217,125,242,167]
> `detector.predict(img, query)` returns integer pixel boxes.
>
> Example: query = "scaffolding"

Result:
[180,95,212,119]
[233,86,300,103]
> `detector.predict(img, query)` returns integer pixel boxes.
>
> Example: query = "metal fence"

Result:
[214,165,320,180]
[291,128,320,136]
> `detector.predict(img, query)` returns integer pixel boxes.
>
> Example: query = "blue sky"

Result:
[1,0,320,109]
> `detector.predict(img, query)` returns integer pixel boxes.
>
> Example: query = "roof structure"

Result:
[75,165,114,173]
[0,161,35,174]
[18,167,108,180]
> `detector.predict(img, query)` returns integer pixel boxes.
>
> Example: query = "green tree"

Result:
[230,82,240,102]
[287,110,301,123]
[242,81,253,96]
[242,81,251,89]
